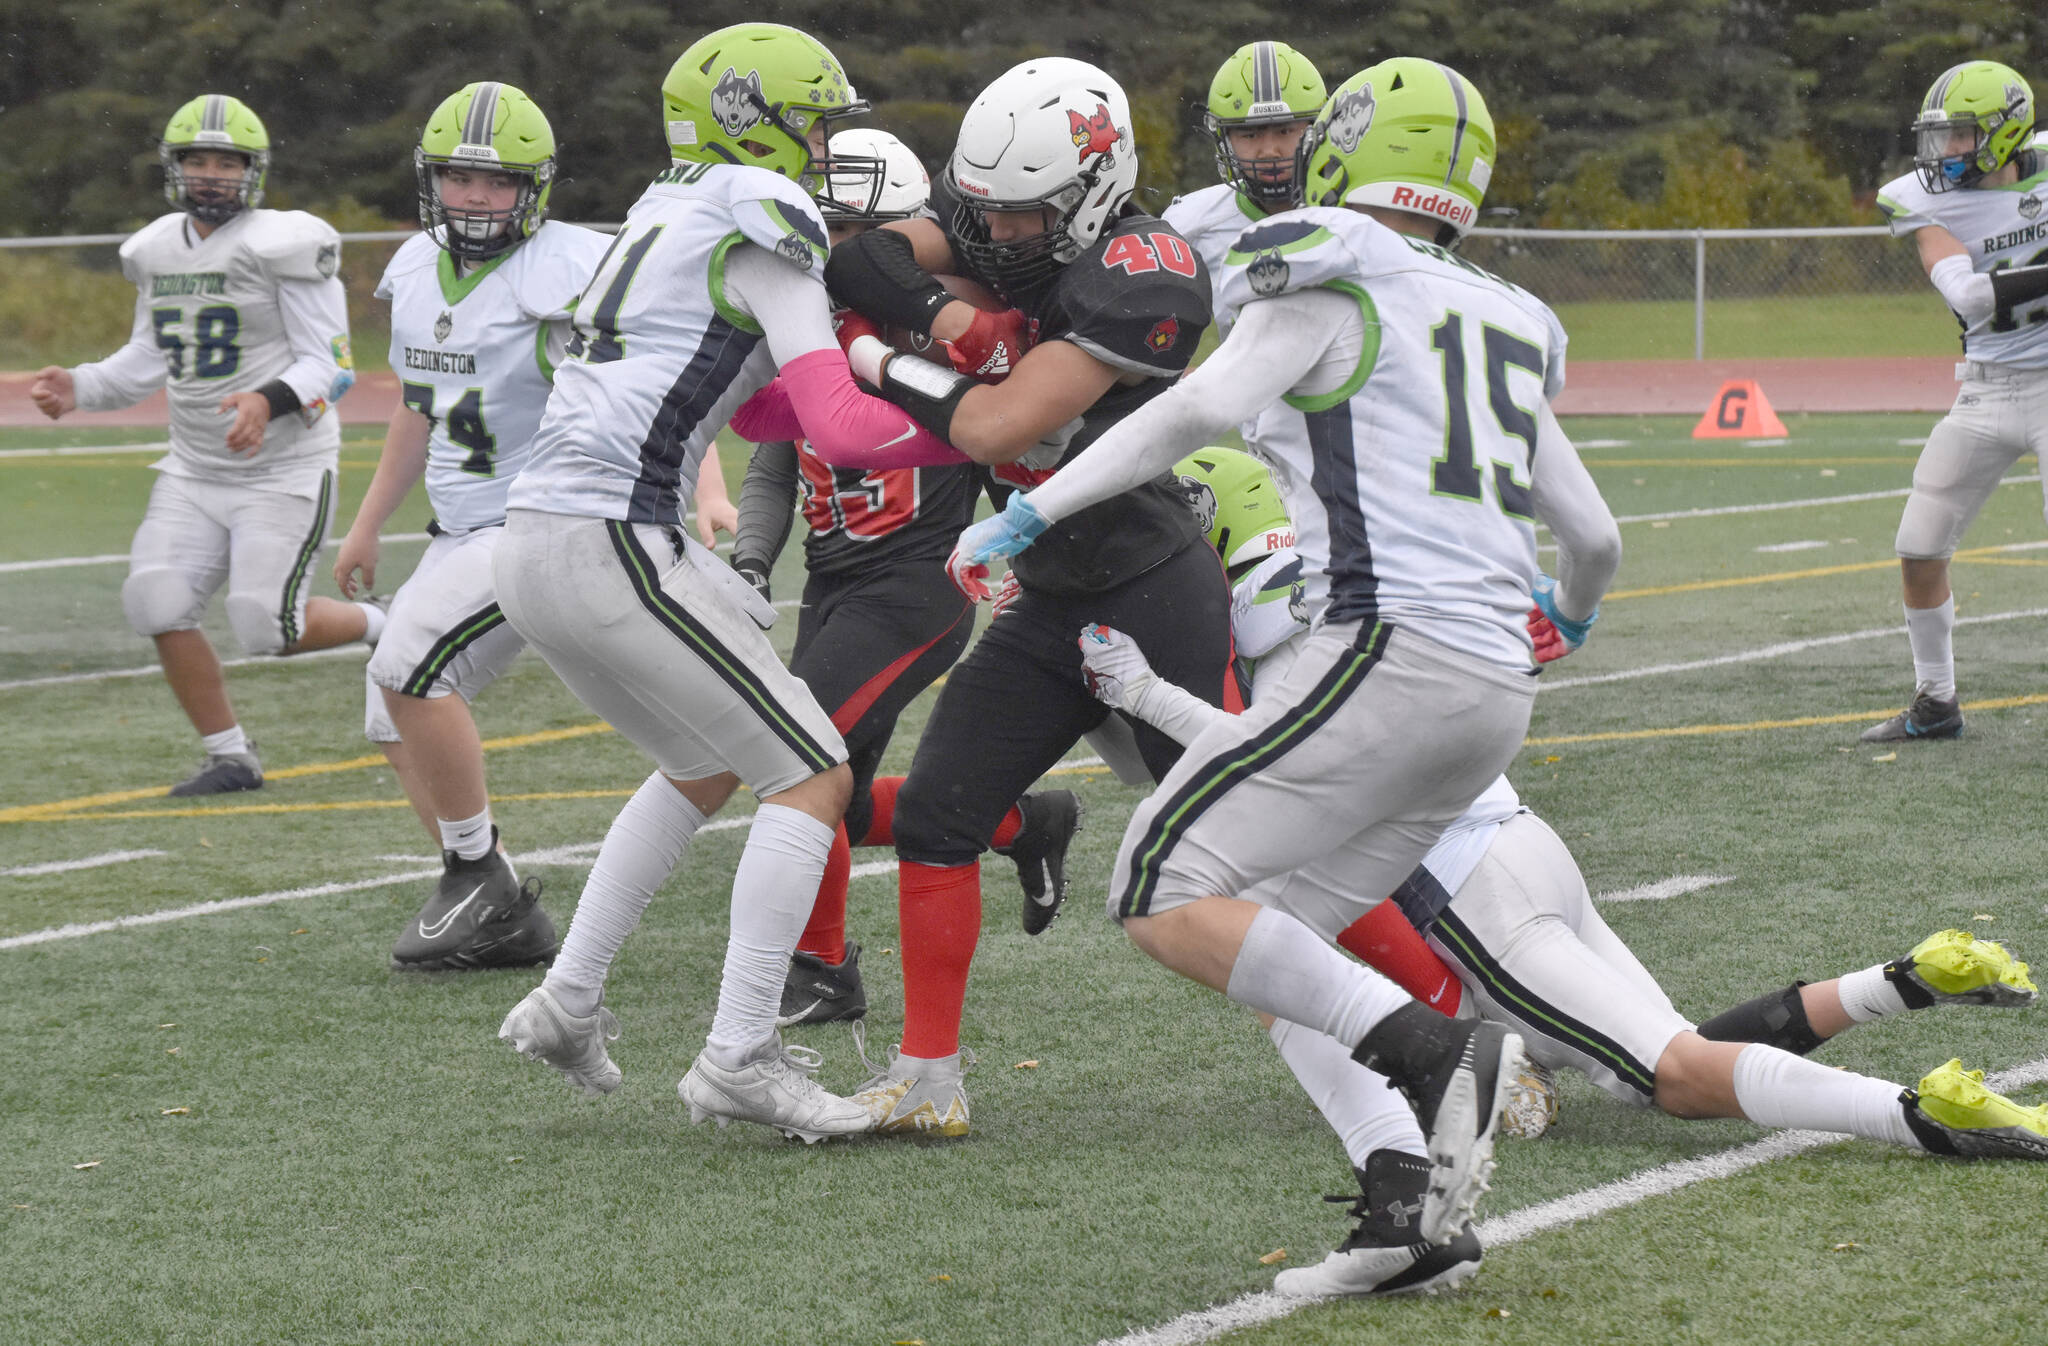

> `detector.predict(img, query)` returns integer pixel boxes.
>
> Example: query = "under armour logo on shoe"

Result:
[1382,1195,1425,1229]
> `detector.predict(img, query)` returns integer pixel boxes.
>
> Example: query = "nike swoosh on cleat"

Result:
[419,885,484,941]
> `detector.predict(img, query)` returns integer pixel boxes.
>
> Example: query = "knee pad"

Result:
[225,591,288,656]
[120,566,206,637]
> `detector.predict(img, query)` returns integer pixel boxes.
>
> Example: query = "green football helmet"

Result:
[1174,446,1295,573]
[160,94,269,225]
[1203,42,1326,211]
[1914,61,2035,192]
[661,23,869,198]
[415,82,558,261]
[1299,58,1495,244]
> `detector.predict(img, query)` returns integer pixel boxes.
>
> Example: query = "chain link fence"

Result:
[2,224,1955,369]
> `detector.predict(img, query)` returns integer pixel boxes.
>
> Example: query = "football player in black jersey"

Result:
[732,128,1081,1028]
[823,57,1235,1135]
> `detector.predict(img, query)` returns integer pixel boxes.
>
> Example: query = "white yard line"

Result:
[1596,874,1733,903]
[1,848,166,877]
[0,532,433,575]
[0,868,441,950]
[0,442,170,458]
[1597,474,2037,527]
[1539,605,2048,692]
[1100,1054,2048,1346]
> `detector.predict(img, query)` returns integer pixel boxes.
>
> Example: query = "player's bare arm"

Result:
[333,404,431,598]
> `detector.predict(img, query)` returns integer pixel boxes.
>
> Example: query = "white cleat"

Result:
[498,986,621,1098]
[1273,1228,1483,1298]
[679,1037,875,1144]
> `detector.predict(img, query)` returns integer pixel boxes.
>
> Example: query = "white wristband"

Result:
[847,334,890,388]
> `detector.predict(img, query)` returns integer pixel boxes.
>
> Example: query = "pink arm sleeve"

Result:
[772,348,968,469]
[729,379,804,443]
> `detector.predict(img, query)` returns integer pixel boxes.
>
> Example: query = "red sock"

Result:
[860,776,903,847]
[1337,901,1463,1016]
[988,805,1023,850]
[898,861,981,1058]
[794,823,850,963]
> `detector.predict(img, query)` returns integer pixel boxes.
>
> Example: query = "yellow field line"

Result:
[1525,692,2048,746]
[1607,541,2028,601]
[0,721,615,824]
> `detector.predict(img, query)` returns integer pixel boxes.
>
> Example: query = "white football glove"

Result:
[1078,623,1157,710]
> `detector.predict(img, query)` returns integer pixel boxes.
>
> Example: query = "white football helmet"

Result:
[820,128,930,224]
[949,56,1138,295]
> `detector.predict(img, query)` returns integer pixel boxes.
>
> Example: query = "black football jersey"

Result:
[940,183,1214,594]
[796,442,979,577]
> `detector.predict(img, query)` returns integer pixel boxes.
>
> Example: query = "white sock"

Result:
[1730,1042,1917,1147]
[1269,1018,1427,1168]
[1903,596,1955,699]
[704,803,836,1070]
[200,725,249,757]
[438,807,494,862]
[543,772,704,1017]
[1224,907,1412,1047]
[1836,965,1910,1023]
[358,601,388,645]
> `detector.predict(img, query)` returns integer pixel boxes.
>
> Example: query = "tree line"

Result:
[4,0,2044,237]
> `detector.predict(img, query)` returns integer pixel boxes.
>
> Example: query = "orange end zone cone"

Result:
[1692,379,1788,438]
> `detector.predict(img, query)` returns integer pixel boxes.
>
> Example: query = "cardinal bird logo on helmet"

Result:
[1069,103,1121,163]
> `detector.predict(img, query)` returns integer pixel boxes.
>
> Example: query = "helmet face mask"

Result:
[817,127,928,228]
[1913,61,2035,192]
[949,56,1138,300]
[663,23,869,197]
[1299,58,1495,246]
[416,81,557,262]
[160,95,269,226]
[1202,41,1326,211]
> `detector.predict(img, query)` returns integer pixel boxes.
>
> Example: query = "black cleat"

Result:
[391,832,557,971]
[1357,1012,1525,1246]
[1272,1150,1485,1297]
[1860,690,1963,742]
[167,745,263,797]
[776,942,868,1027]
[998,790,1083,935]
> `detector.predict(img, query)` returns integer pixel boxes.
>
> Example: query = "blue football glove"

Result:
[947,494,1050,601]
[1528,572,1597,663]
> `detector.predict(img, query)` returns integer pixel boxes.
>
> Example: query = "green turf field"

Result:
[3,414,2045,1346]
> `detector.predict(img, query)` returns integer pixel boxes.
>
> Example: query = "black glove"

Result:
[735,562,772,605]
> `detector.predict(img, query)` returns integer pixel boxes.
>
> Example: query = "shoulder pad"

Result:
[375,233,439,302]
[1215,208,1368,313]
[1231,548,1308,659]
[690,165,829,279]
[116,214,188,285]
[245,210,344,283]
[505,222,614,319]
[1052,216,1213,376]
[1874,171,1937,236]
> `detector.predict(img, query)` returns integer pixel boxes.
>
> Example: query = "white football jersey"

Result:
[1418,774,1527,905]
[1163,183,1268,323]
[378,222,611,531]
[1216,208,1569,668]
[510,164,829,525]
[83,209,351,483]
[1877,135,2048,367]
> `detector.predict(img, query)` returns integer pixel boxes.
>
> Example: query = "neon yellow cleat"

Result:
[1885,929,2037,1008]
[1902,1059,2048,1160]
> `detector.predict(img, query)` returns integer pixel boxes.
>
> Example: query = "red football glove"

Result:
[831,308,883,356]
[1527,604,1571,664]
[942,307,1030,383]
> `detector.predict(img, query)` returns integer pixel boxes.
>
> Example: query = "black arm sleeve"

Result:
[1990,263,2048,313]
[256,378,302,419]
[824,228,953,335]
[733,440,801,577]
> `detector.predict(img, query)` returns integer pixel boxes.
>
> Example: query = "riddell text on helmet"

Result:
[1390,185,1475,228]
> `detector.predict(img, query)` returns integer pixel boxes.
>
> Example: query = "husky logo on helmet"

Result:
[1327,85,1377,155]
[434,310,453,342]
[711,68,767,137]
[1069,104,1123,163]
[1176,474,1219,534]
